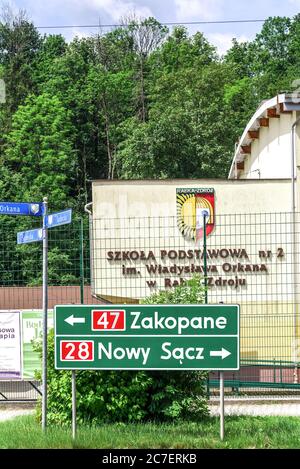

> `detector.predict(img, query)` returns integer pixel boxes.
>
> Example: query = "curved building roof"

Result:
[228,93,300,179]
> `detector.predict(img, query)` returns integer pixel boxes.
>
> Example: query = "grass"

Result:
[0,414,300,448]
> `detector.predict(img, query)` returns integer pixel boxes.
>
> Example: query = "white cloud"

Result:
[22,0,154,26]
[207,33,249,55]
[79,0,154,22]
[174,0,223,21]
[70,28,90,40]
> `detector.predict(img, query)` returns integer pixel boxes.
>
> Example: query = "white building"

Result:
[229,93,300,182]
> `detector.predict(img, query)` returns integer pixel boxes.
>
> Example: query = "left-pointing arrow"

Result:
[210,348,231,360]
[65,315,86,326]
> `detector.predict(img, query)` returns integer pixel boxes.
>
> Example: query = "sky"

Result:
[6,0,300,54]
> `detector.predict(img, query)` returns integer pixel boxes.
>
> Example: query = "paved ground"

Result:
[0,407,35,422]
[209,402,300,416]
[1,402,300,421]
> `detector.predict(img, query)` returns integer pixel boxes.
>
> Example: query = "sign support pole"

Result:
[79,217,84,305]
[203,212,208,304]
[71,221,84,442]
[219,301,225,441]
[72,370,77,440]
[42,197,48,432]
[71,219,84,441]
[220,371,224,440]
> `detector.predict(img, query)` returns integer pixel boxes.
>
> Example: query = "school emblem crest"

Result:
[176,188,215,241]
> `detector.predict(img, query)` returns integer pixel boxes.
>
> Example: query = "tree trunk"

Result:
[139,56,146,122]
[102,96,113,180]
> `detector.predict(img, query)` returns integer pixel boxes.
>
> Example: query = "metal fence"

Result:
[1,211,300,399]
[89,212,300,395]
[0,217,92,401]
[0,380,41,401]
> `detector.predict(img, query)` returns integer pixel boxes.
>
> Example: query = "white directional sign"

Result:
[17,228,43,244]
[17,208,72,244]
[0,202,43,216]
[55,304,240,370]
[46,209,72,228]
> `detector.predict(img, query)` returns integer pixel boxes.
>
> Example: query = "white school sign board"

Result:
[91,179,293,303]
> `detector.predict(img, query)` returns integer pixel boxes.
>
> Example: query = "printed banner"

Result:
[21,311,42,379]
[21,310,53,379]
[0,311,21,379]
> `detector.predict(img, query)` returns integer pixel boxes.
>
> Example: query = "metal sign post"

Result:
[71,219,85,441]
[72,370,76,440]
[42,197,48,432]
[15,200,72,431]
[202,211,208,304]
[202,210,226,441]
[220,371,224,440]
[219,301,225,440]
[71,222,85,442]
[0,200,45,427]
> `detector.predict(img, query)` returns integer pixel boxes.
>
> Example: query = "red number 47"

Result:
[92,310,125,331]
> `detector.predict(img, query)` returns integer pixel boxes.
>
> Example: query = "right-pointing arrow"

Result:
[210,348,231,360]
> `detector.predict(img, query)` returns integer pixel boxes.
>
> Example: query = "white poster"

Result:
[21,310,53,379]
[0,311,21,379]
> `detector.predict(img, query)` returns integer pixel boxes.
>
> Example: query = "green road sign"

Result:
[55,304,239,370]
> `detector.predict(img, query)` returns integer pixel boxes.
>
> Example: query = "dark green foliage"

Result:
[0,12,300,285]
[3,92,75,205]
[0,10,41,116]
[35,276,209,424]
[142,274,206,305]
[1,13,300,203]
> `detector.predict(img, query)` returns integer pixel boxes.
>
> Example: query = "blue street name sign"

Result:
[0,202,43,217]
[17,228,43,244]
[46,209,72,228]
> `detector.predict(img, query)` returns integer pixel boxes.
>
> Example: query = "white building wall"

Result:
[91,180,293,305]
[243,113,294,179]
[92,179,292,220]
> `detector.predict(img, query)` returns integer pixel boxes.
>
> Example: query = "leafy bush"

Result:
[142,274,206,305]
[35,275,209,424]
[141,275,209,421]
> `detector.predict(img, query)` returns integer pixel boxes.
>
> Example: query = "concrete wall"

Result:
[91,179,293,300]
[92,179,292,219]
[0,285,104,309]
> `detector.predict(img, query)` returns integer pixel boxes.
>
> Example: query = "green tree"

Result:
[126,16,168,121]
[0,8,41,116]
[34,34,67,90]
[2,92,75,207]
[150,26,216,75]
[117,61,236,178]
